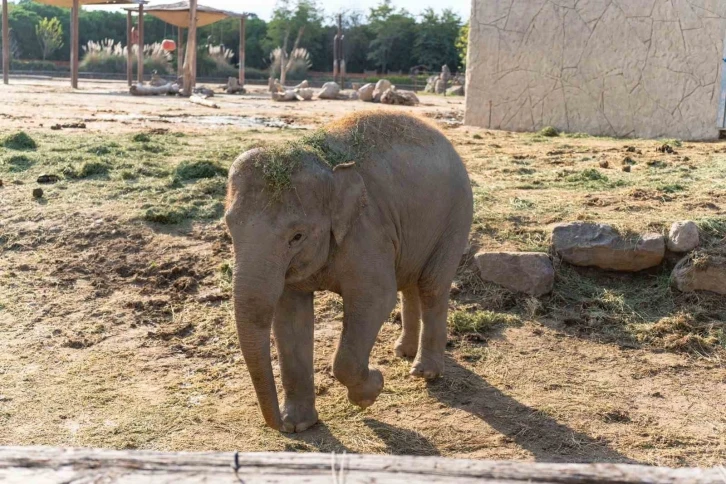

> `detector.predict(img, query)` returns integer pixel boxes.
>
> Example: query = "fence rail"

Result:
[0,447,724,484]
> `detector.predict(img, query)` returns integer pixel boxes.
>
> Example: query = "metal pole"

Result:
[137,3,144,84]
[126,11,133,86]
[238,16,245,86]
[70,0,79,88]
[2,0,9,85]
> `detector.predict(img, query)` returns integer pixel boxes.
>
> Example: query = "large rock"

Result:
[668,221,700,253]
[435,79,446,94]
[446,85,465,96]
[373,79,392,102]
[358,83,375,102]
[318,82,341,100]
[672,254,726,295]
[380,88,419,106]
[552,222,665,272]
[475,252,554,296]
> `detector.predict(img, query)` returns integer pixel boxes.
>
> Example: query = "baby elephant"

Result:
[225,112,473,432]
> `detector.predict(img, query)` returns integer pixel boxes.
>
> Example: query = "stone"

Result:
[32,188,44,199]
[294,88,314,101]
[475,252,555,296]
[672,254,726,295]
[318,82,341,100]
[271,90,298,102]
[373,79,392,102]
[358,83,375,102]
[424,75,437,93]
[599,160,609,168]
[435,79,446,94]
[37,174,60,184]
[667,221,700,253]
[622,165,631,172]
[380,89,420,106]
[446,85,465,96]
[552,222,665,272]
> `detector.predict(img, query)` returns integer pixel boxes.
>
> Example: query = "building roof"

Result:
[124,1,247,28]
[33,0,143,7]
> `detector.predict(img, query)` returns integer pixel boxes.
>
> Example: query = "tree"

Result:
[413,8,461,72]
[456,22,469,69]
[367,0,416,73]
[264,0,325,72]
[36,17,63,60]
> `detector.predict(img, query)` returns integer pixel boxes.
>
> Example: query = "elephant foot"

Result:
[393,336,418,358]
[410,354,443,380]
[280,401,318,433]
[346,368,383,409]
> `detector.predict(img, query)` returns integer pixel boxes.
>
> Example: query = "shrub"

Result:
[3,131,37,150]
[10,59,61,72]
[63,161,110,179]
[80,39,172,74]
[269,47,311,81]
[196,44,238,78]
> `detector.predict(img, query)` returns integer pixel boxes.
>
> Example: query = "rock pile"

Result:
[472,220,718,297]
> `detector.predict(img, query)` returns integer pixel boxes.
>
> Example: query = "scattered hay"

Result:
[3,131,37,151]
[448,310,521,335]
[635,312,725,355]
[63,161,111,179]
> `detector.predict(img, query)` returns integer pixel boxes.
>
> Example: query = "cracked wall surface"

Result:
[464,0,726,140]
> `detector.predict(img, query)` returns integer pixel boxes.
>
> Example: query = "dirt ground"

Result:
[0,79,724,467]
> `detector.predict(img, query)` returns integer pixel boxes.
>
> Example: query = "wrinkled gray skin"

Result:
[225,113,473,432]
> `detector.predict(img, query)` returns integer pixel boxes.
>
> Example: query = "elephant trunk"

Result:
[233,248,286,430]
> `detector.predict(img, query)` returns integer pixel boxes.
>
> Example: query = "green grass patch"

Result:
[565,168,608,183]
[538,126,560,137]
[63,161,111,179]
[3,131,37,151]
[175,160,227,180]
[3,154,34,172]
[132,133,152,143]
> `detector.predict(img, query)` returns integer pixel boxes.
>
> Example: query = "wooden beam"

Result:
[126,11,132,86]
[238,16,245,86]
[70,0,79,88]
[136,4,144,84]
[2,0,9,85]
[182,0,197,96]
[177,26,184,78]
[0,447,723,483]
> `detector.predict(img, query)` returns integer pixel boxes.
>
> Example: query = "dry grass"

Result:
[0,83,725,466]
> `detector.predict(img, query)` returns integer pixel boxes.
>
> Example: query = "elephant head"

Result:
[224,147,366,429]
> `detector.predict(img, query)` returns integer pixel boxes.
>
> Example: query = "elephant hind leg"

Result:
[394,286,421,358]
[410,233,467,380]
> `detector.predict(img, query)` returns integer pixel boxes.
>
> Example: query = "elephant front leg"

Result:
[273,288,318,433]
[333,286,397,409]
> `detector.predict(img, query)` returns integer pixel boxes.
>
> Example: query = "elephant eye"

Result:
[290,233,304,245]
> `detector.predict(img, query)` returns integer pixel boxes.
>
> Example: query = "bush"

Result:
[196,44,238,78]
[268,47,311,81]
[80,39,171,74]
[63,161,110,179]
[538,126,560,137]
[3,131,37,150]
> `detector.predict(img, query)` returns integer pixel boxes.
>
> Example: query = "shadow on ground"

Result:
[426,356,639,463]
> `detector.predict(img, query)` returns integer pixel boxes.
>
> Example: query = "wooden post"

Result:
[137,3,144,84]
[126,11,132,86]
[70,0,79,88]
[238,16,245,86]
[177,26,184,78]
[2,0,9,85]
[182,0,197,96]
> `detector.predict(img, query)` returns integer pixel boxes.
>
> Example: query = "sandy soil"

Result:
[0,79,724,467]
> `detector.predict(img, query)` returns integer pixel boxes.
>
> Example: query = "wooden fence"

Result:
[0,447,724,483]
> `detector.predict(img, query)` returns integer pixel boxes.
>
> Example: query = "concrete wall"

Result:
[464,0,726,140]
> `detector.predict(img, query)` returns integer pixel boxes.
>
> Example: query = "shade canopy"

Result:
[125,1,246,28]
[33,0,141,7]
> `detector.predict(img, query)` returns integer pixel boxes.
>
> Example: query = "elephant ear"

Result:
[331,162,367,246]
